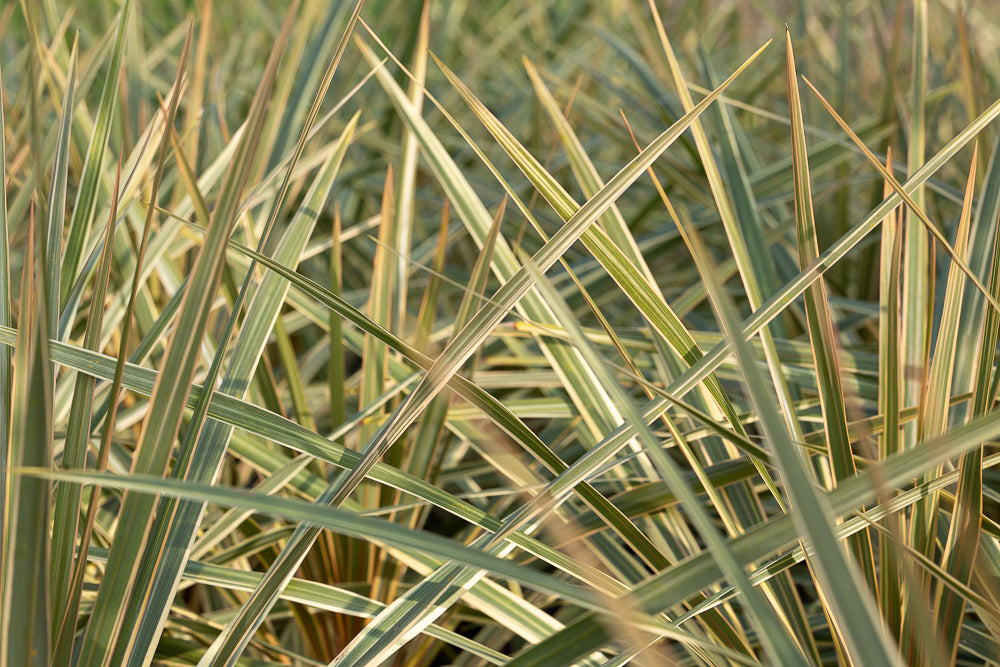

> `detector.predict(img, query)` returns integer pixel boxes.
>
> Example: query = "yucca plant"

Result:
[2,0,999,665]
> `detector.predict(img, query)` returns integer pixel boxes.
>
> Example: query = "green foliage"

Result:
[2,1,999,664]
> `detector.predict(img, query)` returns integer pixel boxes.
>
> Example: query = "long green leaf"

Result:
[786,34,876,592]
[934,151,986,662]
[0,57,12,594]
[2,211,53,666]
[899,9,934,656]
[61,0,133,301]
[877,147,905,637]
[45,38,77,335]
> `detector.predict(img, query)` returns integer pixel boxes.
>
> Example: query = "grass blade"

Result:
[45,38,77,335]
[1,208,53,666]
[934,150,988,662]
[61,0,133,302]
[786,31,876,590]
[0,59,11,590]
[877,147,905,638]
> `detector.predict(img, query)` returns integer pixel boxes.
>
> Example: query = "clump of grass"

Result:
[2,1,999,665]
